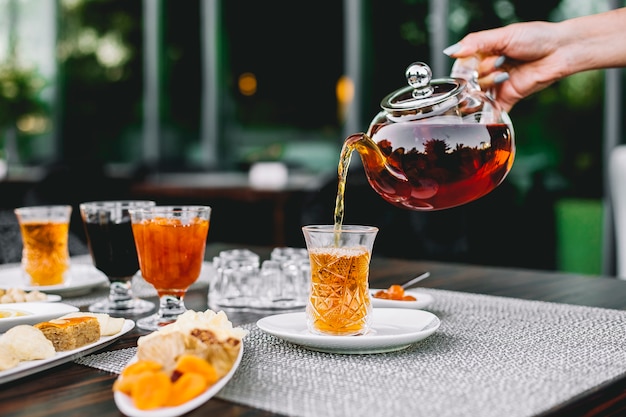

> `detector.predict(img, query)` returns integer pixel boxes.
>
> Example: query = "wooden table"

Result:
[3,243,626,417]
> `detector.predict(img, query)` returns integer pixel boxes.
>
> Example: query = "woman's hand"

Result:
[444,8,626,112]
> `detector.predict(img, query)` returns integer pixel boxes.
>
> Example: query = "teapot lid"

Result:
[380,62,466,117]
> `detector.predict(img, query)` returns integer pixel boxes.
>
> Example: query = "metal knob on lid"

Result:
[405,62,434,99]
[380,61,465,115]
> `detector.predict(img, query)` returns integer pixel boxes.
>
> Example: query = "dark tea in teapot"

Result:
[351,122,512,209]
[333,61,515,227]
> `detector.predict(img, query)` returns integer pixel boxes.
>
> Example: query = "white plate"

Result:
[370,289,434,310]
[0,319,135,384]
[0,302,79,333]
[257,308,440,354]
[114,343,244,417]
[0,264,108,297]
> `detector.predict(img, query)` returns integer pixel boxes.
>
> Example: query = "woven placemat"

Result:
[76,288,626,417]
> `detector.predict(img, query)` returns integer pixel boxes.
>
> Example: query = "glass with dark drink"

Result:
[80,200,156,315]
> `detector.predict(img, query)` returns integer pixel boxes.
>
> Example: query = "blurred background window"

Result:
[218,0,345,172]
[56,0,143,169]
[3,0,616,182]
[0,0,56,171]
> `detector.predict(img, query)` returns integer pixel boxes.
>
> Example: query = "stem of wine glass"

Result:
[157,294,187,325]
[108,280,134,308]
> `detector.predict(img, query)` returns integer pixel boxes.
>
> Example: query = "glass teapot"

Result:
[342,60,515,211]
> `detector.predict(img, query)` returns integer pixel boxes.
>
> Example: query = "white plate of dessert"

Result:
[0,302,78,333]
[0,288,62,304]
[0,314,134,384]
[114,346,243,417]
[114,309,247,417]
[0,264,108,297]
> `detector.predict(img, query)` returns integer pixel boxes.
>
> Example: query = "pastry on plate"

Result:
[0,344,19,370]
[60,312,125,336]
[137,309,247,376]
[0,288,48,303]
[115,309,247,411]
[35,316,101,351]
[0,324,56,362]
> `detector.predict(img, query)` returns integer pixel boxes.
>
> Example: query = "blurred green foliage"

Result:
[0,63,46,129]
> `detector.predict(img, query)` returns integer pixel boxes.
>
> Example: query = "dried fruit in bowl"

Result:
[114,355,217,410]
[113,309,248,410]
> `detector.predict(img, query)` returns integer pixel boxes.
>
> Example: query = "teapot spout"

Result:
[343,133,407,183]
[334,132,411,227]
[338,133,417,211]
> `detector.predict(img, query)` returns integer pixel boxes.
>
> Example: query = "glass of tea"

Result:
[79,200,156,315]
[14,205,72,286]
[129,205,211,331]
[302,224,378,336]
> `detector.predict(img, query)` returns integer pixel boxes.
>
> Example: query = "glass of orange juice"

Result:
[302,224,378,336]
[14,205,72,286]
[129,205,211,331]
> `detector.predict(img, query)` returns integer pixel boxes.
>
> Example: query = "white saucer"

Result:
[0,302,79,333]
[370,289,434,310]
[257,308,440,354]
[0,264,108,297]
[114,343,243,417]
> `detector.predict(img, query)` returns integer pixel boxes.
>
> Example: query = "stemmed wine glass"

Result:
[129,205,211,330]
[79,200,156,315]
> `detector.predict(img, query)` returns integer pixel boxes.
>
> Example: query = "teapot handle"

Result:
[450,56,512,128]
[450,56,494,97]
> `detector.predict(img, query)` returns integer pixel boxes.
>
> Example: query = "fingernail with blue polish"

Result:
[494,55,506,68]
[494,72,510,84]
[443,43,462,56]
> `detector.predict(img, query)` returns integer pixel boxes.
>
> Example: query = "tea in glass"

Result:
[14,205,72,286]
[130,206,211,330]
[302,225,378,336]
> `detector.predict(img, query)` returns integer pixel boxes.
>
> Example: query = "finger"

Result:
[476,55,506,76]
[491,83,520,113]
[477,71,509,87]
[477,71,509,92]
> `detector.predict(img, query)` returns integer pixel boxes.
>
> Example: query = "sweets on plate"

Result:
[114,309,247,410]
[137,309,247,376]
[0,324,56,365]
[188,328,242,378]
[0,344,19,370]
[0,312,122,372]
[60,312,125,336]
[373,284,417,301]
[35,316,101,351]
[0,288,48,303]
